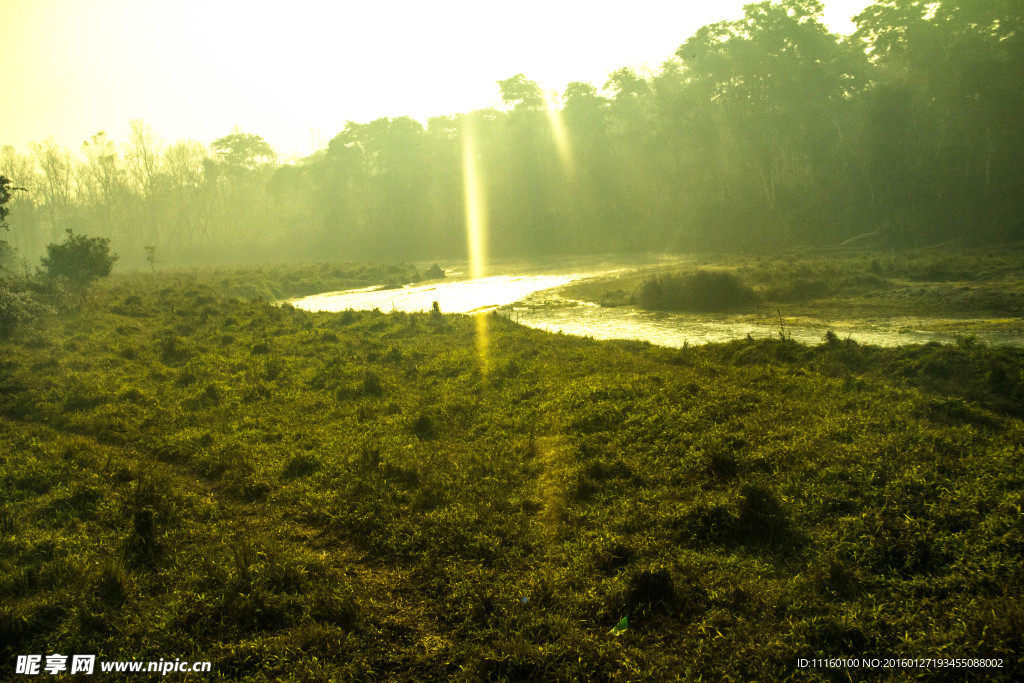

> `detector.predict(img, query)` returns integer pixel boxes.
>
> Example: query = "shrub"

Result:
[362,369,384,396]
[0,280,50,338]
[39,230,118,286]
[281,453,320,479]
[736,483,790,544]
[412,412,436,439]
[636,269,759,312]
[617,566,678,617]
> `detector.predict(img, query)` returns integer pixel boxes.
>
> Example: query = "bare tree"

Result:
[125,119,161,199]
[29,139,75,242]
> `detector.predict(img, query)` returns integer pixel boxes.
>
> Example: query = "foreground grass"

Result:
[1,270,1022,681]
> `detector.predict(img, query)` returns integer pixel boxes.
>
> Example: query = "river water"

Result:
[289,269,1024,348]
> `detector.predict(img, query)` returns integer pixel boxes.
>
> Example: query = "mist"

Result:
[3,1,1020,271]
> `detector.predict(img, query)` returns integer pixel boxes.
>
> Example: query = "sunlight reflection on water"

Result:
[289,274,584,314]
[289,273,1024,348]
[511,296,1024,348]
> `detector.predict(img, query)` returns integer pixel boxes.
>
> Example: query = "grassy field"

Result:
[1,263,1023,681]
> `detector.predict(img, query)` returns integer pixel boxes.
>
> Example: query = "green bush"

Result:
[636,269,760,312]
[40,230,118,286]
[0,279,51,338]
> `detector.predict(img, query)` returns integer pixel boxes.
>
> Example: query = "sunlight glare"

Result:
[462,114,490,377]
[544,90,573,176]
[462,116,487,281]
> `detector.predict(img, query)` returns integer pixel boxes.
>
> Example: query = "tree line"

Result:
[2,0,1021,270]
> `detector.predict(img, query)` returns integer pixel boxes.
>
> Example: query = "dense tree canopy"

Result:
[210,133,277,174]
[0,0,1021,267]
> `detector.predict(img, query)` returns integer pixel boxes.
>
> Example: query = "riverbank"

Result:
[150,261,424,301]
[1,270,1022,680]
[558,247,1024,336]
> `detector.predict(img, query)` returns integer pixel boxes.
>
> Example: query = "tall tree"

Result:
[0,175,17,229]
[28,139,75,243]
[854,0,1024,240]
[677,0,867,244]
[126,119,161,199]
[210,131,277,175]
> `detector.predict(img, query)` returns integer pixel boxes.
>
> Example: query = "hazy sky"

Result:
[3,0,873,160]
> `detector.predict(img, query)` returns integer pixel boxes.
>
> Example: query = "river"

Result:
[288,268,1024,348]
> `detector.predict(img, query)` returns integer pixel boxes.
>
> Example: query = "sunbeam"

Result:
[462,115,487,281]
[543,89,573,176]
[462,113,490,376]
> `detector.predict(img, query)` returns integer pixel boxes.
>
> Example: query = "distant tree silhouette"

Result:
[3,0,1023,264]
[210,132,277,174]
[0,174,23,230]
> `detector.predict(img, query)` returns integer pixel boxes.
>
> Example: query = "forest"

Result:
[2,0,1022,270]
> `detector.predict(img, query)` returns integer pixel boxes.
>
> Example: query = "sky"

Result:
[2,0,874,160]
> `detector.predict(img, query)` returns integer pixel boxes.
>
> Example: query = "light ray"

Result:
[543,89,573,176]
[473,311,490,378]
[462,114,490,377]
[462,115,487,280]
